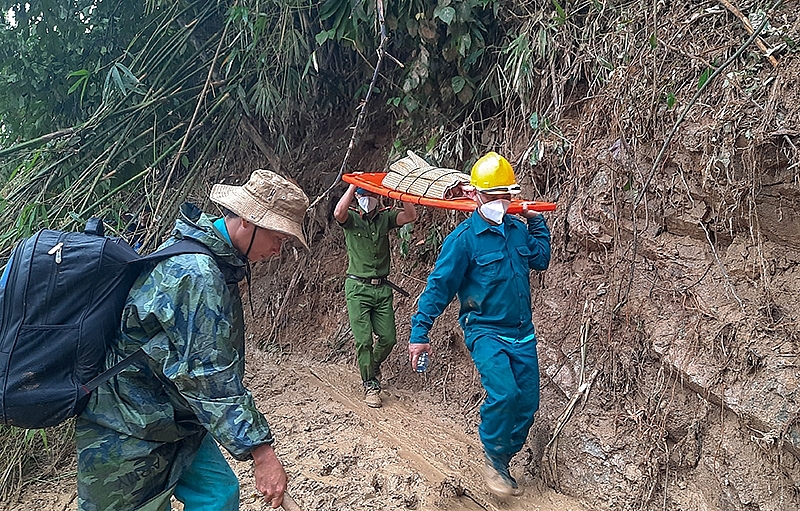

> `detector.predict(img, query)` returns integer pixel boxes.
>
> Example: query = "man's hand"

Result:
[520,203,542,219]
[252,444,288,509]
[396,201,417,226]
[408,342,431,371]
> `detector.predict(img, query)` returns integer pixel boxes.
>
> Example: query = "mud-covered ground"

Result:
[1,350,589,511]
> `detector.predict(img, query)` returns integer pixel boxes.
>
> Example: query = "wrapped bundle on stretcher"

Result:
[382,151,471,199]
[341,152,557,213]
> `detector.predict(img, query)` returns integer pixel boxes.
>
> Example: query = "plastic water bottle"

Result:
[415,352,429,373]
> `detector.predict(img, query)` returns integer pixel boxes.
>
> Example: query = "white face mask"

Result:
[357,195,378,213]
[478,198,510,224]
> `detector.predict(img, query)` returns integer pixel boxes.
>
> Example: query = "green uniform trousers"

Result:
[344,278,397,385]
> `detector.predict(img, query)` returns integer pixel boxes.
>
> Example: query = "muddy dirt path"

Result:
[241,355,589,511]
[4,354,588,511]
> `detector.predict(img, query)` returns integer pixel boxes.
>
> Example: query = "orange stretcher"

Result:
[342,172,557,213]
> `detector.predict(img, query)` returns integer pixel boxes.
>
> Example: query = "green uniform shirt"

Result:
[340,207,400,278]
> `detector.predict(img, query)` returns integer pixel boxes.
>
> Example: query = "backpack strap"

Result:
[138,238,215,263]
[83,349,148,392]
[83,239,218,392]
[141,238,242,285]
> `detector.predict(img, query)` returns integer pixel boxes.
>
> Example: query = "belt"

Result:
[347,275,410,297]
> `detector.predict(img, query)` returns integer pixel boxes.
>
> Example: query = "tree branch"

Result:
[307,0,388,212]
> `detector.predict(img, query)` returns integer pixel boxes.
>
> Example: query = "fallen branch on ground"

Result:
[718,0,779,68]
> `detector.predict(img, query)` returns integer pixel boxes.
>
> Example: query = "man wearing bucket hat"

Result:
[334,183,416,408]
[408,152,551,499]
[76,169,308,511]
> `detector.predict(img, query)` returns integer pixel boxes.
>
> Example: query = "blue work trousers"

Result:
[466,331,540,464]
[164,433,239,511]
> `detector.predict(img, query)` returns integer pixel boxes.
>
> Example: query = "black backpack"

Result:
[0,219,214,429]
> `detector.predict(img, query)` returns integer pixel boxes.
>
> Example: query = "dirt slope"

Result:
[7,14,800,508]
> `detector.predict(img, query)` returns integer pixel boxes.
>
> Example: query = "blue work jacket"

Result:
[410,211,551,344]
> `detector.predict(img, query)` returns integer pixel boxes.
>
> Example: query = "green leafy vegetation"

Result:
[0,0,728,258]
[398,222,413,257]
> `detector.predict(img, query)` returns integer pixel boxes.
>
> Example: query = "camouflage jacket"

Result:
[76,203,274,511]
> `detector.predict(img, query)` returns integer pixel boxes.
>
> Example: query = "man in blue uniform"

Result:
[408,152,551,499]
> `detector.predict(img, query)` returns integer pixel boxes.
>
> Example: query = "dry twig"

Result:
[462,487,501,511]
[718,0,779,68]
[546,369,600,451]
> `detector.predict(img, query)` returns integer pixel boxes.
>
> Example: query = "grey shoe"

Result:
[482,455,523,499]
[364,387,382,408]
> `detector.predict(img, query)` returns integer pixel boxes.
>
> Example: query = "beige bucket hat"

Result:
[210,169,310,250]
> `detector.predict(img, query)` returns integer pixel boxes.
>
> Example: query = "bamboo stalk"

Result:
[149,11,218,91]
[78,113,141,213]
[71,136,185,224]
[139,2,213,84]
[151,18,230,229]
[124,105,234,249]
[0,128,76,159]
[0,2,241,260]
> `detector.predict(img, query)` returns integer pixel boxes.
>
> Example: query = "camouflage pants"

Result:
[76,416,203,511]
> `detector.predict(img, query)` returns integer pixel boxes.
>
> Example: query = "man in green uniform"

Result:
[76,169,309,511]
[334,183,416,408]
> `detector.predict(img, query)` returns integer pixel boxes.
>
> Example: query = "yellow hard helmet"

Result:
[470,152,521,194]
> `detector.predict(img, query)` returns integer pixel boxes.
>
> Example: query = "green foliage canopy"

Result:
[0,0,736,256]
[0,0,149,145]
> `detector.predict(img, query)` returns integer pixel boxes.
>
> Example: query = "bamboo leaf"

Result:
[425,134,439,153]
[552,0,567,25]
[452,76,466,94]
[67,69,89,89]
[319,0,343,22]
[115,63,143,94]
[434,6,456,25]
[111,66,124,95]
[697,68,712,89]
